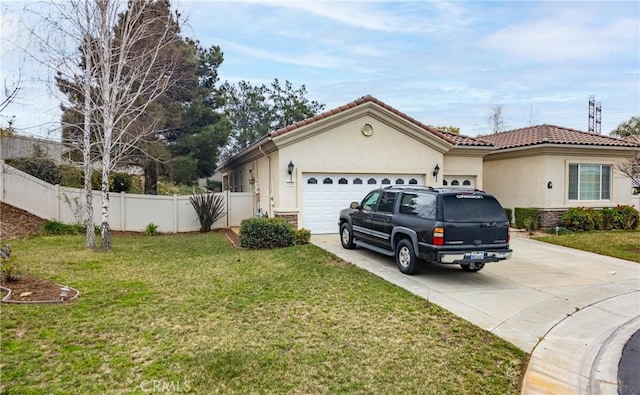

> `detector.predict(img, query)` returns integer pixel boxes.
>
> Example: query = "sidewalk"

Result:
[311,234,640,394]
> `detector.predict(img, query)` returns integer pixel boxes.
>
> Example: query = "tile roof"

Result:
[477,124,640,150]
[269,94,493,147]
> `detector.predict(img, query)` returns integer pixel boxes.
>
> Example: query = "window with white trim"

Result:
[568,164,611,200]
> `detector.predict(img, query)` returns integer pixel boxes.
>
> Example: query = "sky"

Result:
[1,0,639,140]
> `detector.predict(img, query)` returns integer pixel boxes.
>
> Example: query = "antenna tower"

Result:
[588,95,595,132]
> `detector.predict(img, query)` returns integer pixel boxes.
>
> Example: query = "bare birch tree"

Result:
[27,0,184,250]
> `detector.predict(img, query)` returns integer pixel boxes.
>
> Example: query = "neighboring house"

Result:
[217,95,495,234]
[478,125,640,227]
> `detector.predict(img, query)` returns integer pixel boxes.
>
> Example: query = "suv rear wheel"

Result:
[340,223,355,249]
[395,239,420,275]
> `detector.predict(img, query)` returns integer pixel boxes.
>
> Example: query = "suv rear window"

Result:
[442,194,507,222]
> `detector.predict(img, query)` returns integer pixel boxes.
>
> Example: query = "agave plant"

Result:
[189,192,226,232]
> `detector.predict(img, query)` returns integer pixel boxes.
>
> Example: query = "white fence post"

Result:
[173,194,178,233]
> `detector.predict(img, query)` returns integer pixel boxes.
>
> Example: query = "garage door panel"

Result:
[302,174,419,234]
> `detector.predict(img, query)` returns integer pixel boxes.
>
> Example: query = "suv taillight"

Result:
[507,227,510,243]
[433,227,444,246]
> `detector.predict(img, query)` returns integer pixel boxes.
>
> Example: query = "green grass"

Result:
[534,230,640,263]
[1,234,526,394]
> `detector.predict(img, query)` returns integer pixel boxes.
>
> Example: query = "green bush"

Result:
[59,164,84,188]
[504,208,513,224]
[601,205,639,230]
[7,157,62,185]
[144,223,159,236]
[561,207,602,232]
[41,220,84,235]
[239,217,296,249]
[295,228,311,245]
[91,171,133,193]
[514,208,539,231]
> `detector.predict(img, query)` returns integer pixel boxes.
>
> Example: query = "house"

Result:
[217,95,495,234]
[218,96,640,233]
[478,125,640,227]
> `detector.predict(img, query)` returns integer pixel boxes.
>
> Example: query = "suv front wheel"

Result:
[395,239,420,275]
[340,223,355,249]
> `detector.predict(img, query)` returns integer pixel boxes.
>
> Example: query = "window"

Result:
[361,191,380,211]
[451,180,459,186]
[339,178,348,184]
[569,164,611,200]
[354,178,363,184]
[368,178,377,184]
[463,180,471,186]
[399,193,436,219]
[377,191,397,213]
[307,178,317,184]
[409,178,418,185]
[443,180,448,186]
[382,178,391,184]
[323,177,333,184]
[395,178,404,184]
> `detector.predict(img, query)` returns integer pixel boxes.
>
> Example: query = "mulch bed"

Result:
[0,202,45,240]
[1,276,78,303]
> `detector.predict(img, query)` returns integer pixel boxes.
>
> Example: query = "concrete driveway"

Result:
[311,233,640,394]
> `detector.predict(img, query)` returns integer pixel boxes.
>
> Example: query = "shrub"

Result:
[7,157,62,185]
[145,223,159,236]
[601,205,639,230]
[1,245,21,282]
[111,172,133,193]
[59,164,84,188]
[561,207,602,232]
[190,192,225,232]
[41,220,84,235]
[504,208,513,224]
[239,217,296,249]
[514,208,539,231]
[295,228,311,245]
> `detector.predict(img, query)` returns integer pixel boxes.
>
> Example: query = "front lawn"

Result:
[1,233,526,394]
[534,230,640,263]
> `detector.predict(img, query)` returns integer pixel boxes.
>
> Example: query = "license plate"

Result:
[470,251,485,260]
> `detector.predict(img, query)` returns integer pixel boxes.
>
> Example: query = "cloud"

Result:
[484,7,638,62]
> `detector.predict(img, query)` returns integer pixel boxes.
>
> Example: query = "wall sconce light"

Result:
[432,164,440,182]
[60,286,70,301]
[287,161,294,182]
[547,181,553,189]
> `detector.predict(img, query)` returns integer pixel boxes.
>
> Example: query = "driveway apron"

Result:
[312,234,640,394]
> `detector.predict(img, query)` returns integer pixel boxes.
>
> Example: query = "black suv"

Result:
[338,186,512,275]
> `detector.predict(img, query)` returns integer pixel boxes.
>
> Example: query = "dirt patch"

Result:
[0,202,45,240]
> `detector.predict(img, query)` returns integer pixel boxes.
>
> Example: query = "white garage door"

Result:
[302,174,420,234]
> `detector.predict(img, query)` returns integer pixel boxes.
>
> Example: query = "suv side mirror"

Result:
[350,201,359,209]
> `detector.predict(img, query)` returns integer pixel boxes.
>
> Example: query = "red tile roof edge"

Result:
[269,95,493,147]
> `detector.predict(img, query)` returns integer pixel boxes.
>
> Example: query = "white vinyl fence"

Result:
[0,163,254,233]
[632,195,640,210]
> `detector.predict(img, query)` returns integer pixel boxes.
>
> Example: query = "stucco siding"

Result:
[484,150,634,212]
[443,155,484,189]
[483,155,547,210]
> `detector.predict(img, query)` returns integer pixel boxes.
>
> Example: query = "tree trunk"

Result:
[144,159,158,195]
[82,9,96,249]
